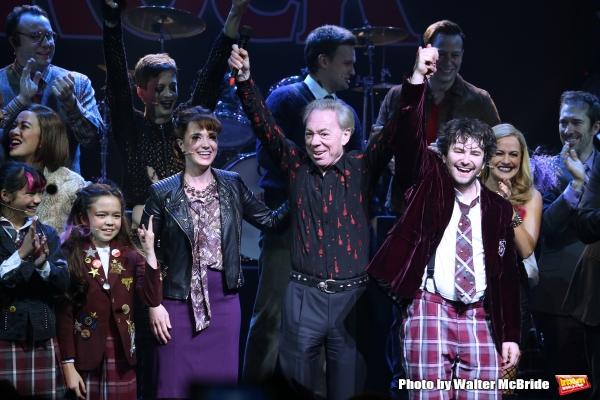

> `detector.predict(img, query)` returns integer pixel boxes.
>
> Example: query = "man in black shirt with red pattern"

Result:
[230,46,394,400]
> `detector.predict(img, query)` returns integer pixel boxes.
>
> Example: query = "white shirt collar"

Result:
[455,178,481,204]
[304,75,337,100]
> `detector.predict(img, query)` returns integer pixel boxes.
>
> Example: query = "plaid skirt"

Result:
[78,318,136,400]
[0,335,65,399]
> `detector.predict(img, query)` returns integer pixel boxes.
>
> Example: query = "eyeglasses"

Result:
[14,31,58,44]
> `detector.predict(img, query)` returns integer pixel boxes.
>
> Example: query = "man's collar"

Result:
[309,154,346,175]
[428,74,466,98]
[304,75,337,100]
[12,60,50,82]
[454,176,481,202]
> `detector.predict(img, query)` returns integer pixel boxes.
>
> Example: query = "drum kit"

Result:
[97,5,408,259]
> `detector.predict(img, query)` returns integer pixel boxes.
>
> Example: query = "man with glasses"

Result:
[0,5,103,175]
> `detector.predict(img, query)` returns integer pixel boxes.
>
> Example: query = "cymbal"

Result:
[97,64,135,77]
[122,6,206,39]
[352,82,398,92]
[351,26,408,46]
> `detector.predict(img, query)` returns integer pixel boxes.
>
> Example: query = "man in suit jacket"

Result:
[0,5,103,176]
[561,94,600,399]
[367,45,520,399]
[531,91,599,398]
[243,25,363,384]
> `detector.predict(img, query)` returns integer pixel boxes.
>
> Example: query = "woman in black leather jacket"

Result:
[141,106,288,398]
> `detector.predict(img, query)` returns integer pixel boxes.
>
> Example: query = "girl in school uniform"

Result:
[56,184,162,399]
[0,160,70,398]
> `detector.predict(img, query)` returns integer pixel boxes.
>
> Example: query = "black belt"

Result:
[290,272,369,293]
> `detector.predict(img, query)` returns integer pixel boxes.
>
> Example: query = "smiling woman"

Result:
[2,105,87,233]
[140,105,289,398]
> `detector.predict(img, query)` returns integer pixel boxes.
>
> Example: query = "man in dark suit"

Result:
[561,93,600,399]
[531,91,599,398]
[367,45,520,399]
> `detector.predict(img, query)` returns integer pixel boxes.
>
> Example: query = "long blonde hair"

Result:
[481,124,533,208]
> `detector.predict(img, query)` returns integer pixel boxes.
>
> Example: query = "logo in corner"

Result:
[556,375,590,395]
[498,239,506,257]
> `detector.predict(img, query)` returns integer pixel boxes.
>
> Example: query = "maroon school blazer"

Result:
[367,76,521,352]
[56,239,162,370]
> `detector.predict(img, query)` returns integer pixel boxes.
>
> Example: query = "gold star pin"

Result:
[88,268,100,278]
[110,259,125,275]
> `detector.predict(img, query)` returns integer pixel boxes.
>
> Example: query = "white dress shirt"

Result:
[421,179,486,302]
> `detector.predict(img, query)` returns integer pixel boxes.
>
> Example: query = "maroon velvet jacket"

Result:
[56,239,162,370]
[366,76,521,351]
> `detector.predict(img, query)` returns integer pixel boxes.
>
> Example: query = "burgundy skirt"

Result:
[152,268,241,399]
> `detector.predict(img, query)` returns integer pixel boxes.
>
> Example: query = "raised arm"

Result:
[101,0,138,160]
[392,45,437,190]
[541,146,584,235]
[230,46,299,175]
[176,0,249,113]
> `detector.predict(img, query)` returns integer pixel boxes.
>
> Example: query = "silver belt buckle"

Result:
[317,279,336,294]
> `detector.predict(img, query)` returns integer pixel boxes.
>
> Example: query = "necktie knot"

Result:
[457,197,479,216]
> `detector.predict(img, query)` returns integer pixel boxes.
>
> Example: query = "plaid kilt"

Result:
[401,291,501,400]
[0,335,65,399]
[78,318,136,400]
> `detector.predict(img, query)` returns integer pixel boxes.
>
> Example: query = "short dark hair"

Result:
[174,106,222,141]
[305,25,357,75]
[6,5,50,47]
[437,118,497,163]
[134,53,177,90]
[560,91,600,126]
[423,20,465,47]
[0,160,46,204]
[3,105,69,171]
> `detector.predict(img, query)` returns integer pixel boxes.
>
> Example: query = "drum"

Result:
[269,75,303,95]
[223,153,264,260]
[215,84,255,149]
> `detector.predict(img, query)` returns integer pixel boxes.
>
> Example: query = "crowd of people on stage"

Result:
[0,1,599,400]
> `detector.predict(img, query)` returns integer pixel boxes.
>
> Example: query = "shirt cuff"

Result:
[35,262,51,280]
[563,181,583,209]
[62,359,75,364]
[0,251,23,279]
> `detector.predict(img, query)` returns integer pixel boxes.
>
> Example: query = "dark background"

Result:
[1,0,599,181]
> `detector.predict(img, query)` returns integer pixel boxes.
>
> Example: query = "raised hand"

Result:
[137,215,155,254]
[102,0,125,24]
[497,179,512,200]
[410,44,438,84]
[561,143,586,191]
[52,74,76,109]
[18,59,41,104]
[231,0,251,14]
[228,45,250,82]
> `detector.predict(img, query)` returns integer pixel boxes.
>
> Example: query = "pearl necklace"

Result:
[184,179,216,199]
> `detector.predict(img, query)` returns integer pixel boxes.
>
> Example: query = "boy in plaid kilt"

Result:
[368,46,521,400]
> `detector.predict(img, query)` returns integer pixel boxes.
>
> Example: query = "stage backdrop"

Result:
[0,0,598,181]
